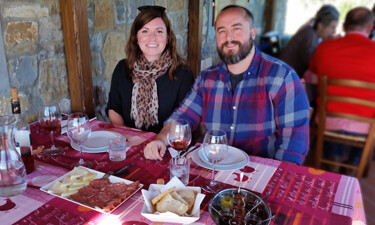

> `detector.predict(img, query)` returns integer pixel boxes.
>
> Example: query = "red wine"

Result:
[20,146,34,174]
[41,119,61,132]
[170,139,189,151]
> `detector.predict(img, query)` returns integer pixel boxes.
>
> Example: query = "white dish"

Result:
[192,146,250,171]
[40,166,143,214]
[70,131,121,153]
[141,177,205,224]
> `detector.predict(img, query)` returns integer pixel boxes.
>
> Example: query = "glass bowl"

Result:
[209,188,272,225]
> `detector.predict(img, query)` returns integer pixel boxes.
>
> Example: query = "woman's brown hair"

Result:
[125,6,186,79]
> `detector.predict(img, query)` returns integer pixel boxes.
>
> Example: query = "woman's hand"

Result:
[144,140,166,160]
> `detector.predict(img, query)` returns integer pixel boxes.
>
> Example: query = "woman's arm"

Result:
[108,109,125,126]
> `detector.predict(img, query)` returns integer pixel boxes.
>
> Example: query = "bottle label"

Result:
[11,101,21,114]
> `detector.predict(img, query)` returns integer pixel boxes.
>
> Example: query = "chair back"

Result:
[315,75,375,179]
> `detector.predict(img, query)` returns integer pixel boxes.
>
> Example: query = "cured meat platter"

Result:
[40,166,143,214]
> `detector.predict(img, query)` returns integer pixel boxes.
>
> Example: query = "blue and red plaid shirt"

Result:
[168,48,310,164]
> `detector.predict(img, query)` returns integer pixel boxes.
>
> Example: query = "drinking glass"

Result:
[167,119,191,157]
[38,105,64,156]
[202,129,228,192]
[67,112,92,168]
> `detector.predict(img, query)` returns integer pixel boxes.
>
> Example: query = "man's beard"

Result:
[217,36,254,65]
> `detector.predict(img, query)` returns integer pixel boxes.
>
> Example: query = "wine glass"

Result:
[202,129,228,192]
[167,119,192,158]
[67,112,92,168]
[38,105,64,156]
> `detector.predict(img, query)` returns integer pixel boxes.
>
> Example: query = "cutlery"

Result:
[238,172,244,193]
[102,162,136,179]
[180,144,200,157]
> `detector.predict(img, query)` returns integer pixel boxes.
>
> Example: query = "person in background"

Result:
[369,3,375,40]
[106,6,194,133]
[144,5,310,165]
[280,4,339,78]
[308,7,375,168]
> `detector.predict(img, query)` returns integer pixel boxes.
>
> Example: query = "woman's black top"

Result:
[106,59,195,133]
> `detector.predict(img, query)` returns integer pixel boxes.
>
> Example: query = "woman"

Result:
[106,6,194,133]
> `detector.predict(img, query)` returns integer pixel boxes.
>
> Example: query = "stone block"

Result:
[95,0,114,31]
[0,96,12,116]
[3,4,49,18]
[167,0,183,11]
[90,33,103,52]
[154,0,167,8]
[102,32,126,79]
[91,52,104,78]
[127,0,153,23]
[39,16,63,42]
[4,21,38,49]
[38,59,68,104]
[114,0,126,24]
[15,56,38,85]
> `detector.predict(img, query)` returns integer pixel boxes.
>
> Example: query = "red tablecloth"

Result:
[0,120,366,225]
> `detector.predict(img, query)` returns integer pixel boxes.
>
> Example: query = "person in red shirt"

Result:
[308,7,375,169]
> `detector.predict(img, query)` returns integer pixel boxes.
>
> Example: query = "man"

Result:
[308,7,375,165]
[280,5,339,78]
[144,5,310,165]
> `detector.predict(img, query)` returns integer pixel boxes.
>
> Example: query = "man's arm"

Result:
[274,70,310,165]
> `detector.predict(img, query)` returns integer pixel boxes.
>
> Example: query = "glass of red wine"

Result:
[38,105,64,156]
[167,119,191,158]
[67,112,92,168]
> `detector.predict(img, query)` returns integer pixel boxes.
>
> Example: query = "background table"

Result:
[0,120,366,225]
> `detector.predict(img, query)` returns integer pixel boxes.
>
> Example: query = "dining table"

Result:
[0,119,366,225]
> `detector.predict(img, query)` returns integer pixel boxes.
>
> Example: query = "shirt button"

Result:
[233,106,236,110]
[230,126,234,130]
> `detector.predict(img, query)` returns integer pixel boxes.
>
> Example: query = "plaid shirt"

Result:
[169,48,310,164]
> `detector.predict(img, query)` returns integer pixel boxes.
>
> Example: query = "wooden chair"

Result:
[315,76,375,179]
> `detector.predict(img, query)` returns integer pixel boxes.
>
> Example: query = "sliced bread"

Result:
[177,190,196,214]
[156,192,189,216]
[151,187,176,205]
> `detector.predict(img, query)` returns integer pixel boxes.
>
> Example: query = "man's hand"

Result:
[144,140,167,160]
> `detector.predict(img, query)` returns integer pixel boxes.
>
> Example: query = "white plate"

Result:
[70,131,120,153]
[192,146,250,171]
[40,166,143,214]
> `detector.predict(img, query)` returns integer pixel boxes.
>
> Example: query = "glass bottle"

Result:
[11,88,34,174]
[0,115,27,197]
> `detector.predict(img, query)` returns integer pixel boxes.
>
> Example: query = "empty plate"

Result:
[70,131,121,153]
[192,146,250,170]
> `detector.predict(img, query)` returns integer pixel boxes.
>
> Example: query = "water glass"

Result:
[108,135,127,161]
[169,157,190,185]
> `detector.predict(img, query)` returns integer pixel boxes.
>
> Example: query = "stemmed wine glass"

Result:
[167,119,192,158]
[38,105,64,156]
[202,129,228,192]
[67,112,92,168]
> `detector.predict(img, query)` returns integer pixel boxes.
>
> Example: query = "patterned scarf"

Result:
[131,51,172,129]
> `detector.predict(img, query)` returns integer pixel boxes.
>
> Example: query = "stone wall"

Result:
[0,0,189,123]
[0,0,286,123]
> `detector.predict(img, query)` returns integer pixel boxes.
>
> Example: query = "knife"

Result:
[113,162,136,176]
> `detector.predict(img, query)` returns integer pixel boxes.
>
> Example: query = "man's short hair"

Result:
[344,7,374,31]
[313,4,340,29]
[216,5,255,29]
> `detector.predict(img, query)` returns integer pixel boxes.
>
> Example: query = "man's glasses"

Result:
[137,5,166,14]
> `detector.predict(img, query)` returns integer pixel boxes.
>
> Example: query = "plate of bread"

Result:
[141,176,205,224]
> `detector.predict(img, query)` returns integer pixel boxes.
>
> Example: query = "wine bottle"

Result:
[11,88,35,174]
